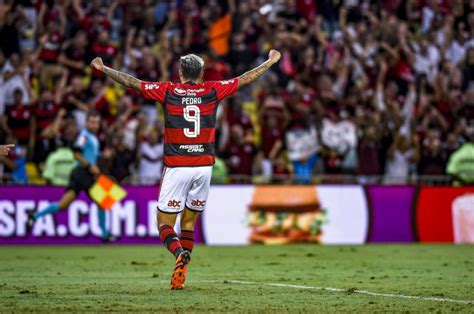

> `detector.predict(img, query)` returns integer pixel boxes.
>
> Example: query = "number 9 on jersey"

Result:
[183,105,201,138]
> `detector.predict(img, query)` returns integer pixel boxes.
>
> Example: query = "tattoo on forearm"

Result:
[238,60,272,87]
[103,66,141,91]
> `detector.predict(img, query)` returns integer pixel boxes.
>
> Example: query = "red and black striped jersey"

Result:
[140,79,239,167]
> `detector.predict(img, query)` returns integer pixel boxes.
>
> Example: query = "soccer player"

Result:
[0,144,15,155]
[90,49,281,289]
[27,111,116,242]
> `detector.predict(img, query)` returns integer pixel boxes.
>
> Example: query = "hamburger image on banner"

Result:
[247,186,327,244]
[203,185,368,245]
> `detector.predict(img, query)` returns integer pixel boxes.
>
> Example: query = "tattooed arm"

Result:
[238,49,281,89]
[90,57,142,91]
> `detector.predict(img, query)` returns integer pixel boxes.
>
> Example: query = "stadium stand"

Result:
[0,0,473,185]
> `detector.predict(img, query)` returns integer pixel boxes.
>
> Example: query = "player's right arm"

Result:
[90,57,142,91]
[237,49,281,89]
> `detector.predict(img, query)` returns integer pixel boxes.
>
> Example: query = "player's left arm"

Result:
[237,50,281,89]
[90,57,142,91]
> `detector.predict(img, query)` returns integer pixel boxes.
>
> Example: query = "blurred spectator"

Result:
[138,128,163,185]
[0,134,27,184]
[2,89,34,153]
[271,152,291,184]
[211,156,228,184]
[72,0,116,44]
[63,77,89,129]
[358,125,382,182]
[31,70,68,164]
[89,79,112,124]
[90,31,117,80]
[225,96,253,140]
[224,124,258,183]
[58,31,88,79]
[446,132,474,186]
[418,129,447,175]
[0,5,25,57]
[2,54,31,108]
[37,19,65,89]
[462,48,474,91]
[322,148,344,175]
[42,139,76,186]
[105,132,135,183]
[384,132,420,184]
[207,3,233,57]
[443,132,462,157]
[285,121,319,183]
[259,113,284,180]
[320,113,358,174]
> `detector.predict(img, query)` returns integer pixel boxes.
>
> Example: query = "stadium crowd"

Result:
[0,0,473,185]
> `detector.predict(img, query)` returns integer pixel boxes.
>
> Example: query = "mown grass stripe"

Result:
[224,280,474,305]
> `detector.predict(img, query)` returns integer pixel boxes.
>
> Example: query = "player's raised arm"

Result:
[237,49,281,89]
[90,57,142,91]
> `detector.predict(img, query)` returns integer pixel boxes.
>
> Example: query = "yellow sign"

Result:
[88,175,127,210]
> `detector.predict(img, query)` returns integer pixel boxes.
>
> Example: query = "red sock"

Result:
[180,229,194,253]
[159,225,183,258]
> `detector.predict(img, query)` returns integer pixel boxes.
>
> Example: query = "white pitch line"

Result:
[224,280,474,306]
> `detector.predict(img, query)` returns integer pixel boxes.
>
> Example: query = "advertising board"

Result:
[367,186,416,242]
[203,185,369,245]
[417,187,474,243]
[0,186,204,244]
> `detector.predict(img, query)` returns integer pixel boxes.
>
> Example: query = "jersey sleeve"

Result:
[206,78,239,101]
[140,81,170,103]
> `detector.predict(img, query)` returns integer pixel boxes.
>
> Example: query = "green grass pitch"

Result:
[0,245,473,312]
